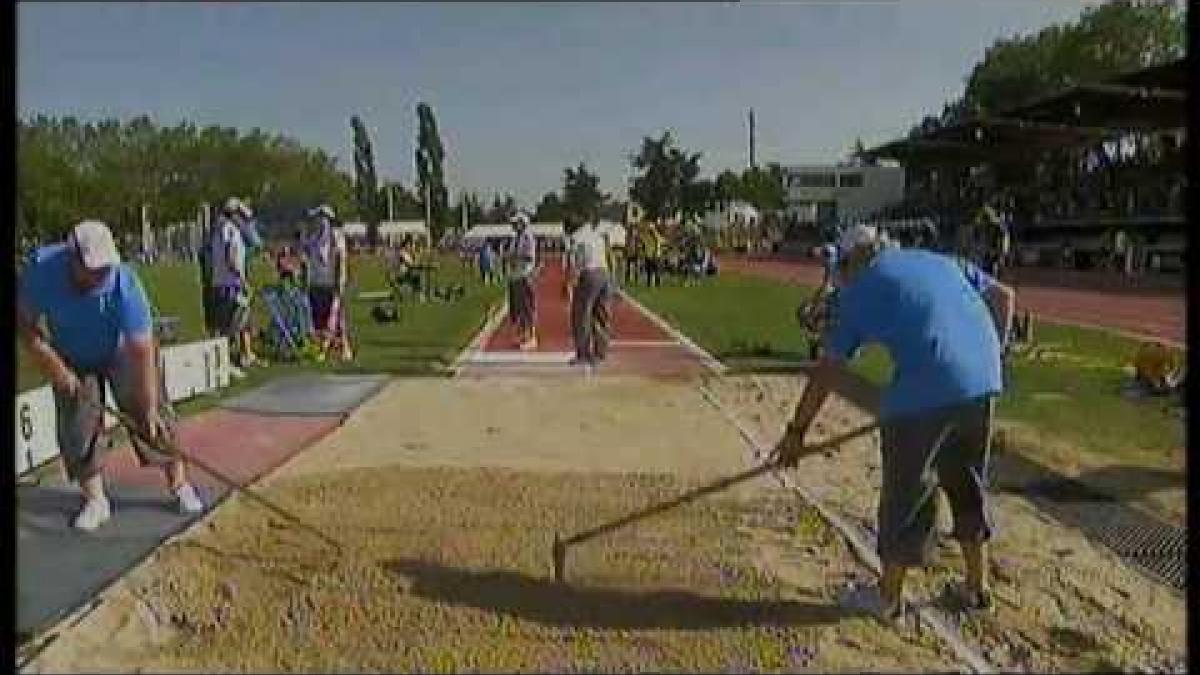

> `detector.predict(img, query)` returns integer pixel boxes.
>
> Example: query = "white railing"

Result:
[15,337,233,477]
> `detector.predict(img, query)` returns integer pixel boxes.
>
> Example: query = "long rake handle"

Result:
[562,423,878,548]
[92,398,343,552]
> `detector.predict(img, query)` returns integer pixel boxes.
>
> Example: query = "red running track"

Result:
[485,256,666,351]
[471,255,711,378]
[105,409,341,493]
[718,254,1185,346]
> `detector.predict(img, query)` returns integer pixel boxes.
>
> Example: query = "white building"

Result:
[782,164,904,225]
[701,201,760,232]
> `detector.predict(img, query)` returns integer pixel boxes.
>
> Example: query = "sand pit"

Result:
[30,466,962,672]
[25,375,1185,673]
[27,377,961,673]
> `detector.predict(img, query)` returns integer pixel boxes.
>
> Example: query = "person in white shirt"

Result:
[209,197,260,368]
[305,204,352,362]
[566,217,613,365]
[507,212,539,350]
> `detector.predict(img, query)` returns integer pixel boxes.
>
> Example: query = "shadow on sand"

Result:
[381,557,851,630]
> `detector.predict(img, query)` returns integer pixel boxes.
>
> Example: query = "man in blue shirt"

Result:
[775,224,1015,622]
[18,220,205,531]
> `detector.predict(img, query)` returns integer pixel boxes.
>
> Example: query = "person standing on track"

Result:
[210,197,261,369]
[566,216,614,366]
[17,220,205,531]
[774,223,1015,623]
[508,212,539,351]
[305,204,352,362]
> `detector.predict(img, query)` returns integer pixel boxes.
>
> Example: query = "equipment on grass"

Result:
[87,396,342,553]
[550,423,879,583]
[260,285,318,362]
[1133,341,1183,392]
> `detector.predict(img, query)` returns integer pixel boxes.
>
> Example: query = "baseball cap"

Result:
[68,220,121,269]
[308,204,337,220]
[223,196,247,215]
[836,223,880,256]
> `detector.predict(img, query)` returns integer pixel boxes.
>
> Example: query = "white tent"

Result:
[702,202,760,231]
[379,220,429,243]
[463,220,625,248]
[341,220,430,245]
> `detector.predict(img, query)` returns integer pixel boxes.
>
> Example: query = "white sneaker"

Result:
[73,496,112,532]
[229,366,247,380]
[174,483,205,515]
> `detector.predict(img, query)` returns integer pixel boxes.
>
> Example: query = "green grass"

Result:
[627,272,1183,462]
[16,253,503,397]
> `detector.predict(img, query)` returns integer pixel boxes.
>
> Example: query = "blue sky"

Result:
[19,1,1091,205]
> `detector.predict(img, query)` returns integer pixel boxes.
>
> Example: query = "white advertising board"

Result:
[16,337,232,477]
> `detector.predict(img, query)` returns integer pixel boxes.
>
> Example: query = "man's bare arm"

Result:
[124,333,160,425]
[790,355,839,431]
[17,302,77,392]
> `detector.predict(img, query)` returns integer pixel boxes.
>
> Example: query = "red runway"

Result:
[464,255,712,378]
[719,254,1185,346]
[106,409,341,492]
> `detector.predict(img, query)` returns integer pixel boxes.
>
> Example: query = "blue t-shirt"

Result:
[825,248,1002,419]
[18,244,154,371]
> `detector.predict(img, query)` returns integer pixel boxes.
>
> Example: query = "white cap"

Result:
[67,220,121,269]
[309,204,336,220]
[836,224,880,255]
[223,196,247,216]
[510,212,530,228]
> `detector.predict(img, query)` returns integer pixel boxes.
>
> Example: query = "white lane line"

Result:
[450,300,510,376]
[467,351,574,364]
[615,290,727,374]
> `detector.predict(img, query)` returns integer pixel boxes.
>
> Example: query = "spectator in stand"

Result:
[276,244,302,286]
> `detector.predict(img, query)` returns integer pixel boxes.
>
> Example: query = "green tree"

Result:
[351,115,381,245]
[714,170,742,208]
[563,162,608,225]
[629,131,703,223]
[962,0,1184,113]
[17,114,358,245]
[415,102,450,241]
[533,191,565,222]
[735,163,786,213]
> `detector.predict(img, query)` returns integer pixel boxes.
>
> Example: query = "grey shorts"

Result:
[55,350,180,482]
[508,276,536,329]
[876,396,995,567]
[213,285,249,337]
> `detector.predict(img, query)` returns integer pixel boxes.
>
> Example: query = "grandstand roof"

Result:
[1002,58,1186,131]
[865,58,1187,163]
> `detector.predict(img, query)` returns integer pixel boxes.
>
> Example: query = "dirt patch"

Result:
[30,466,959,672]
[703,374,1187,673]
